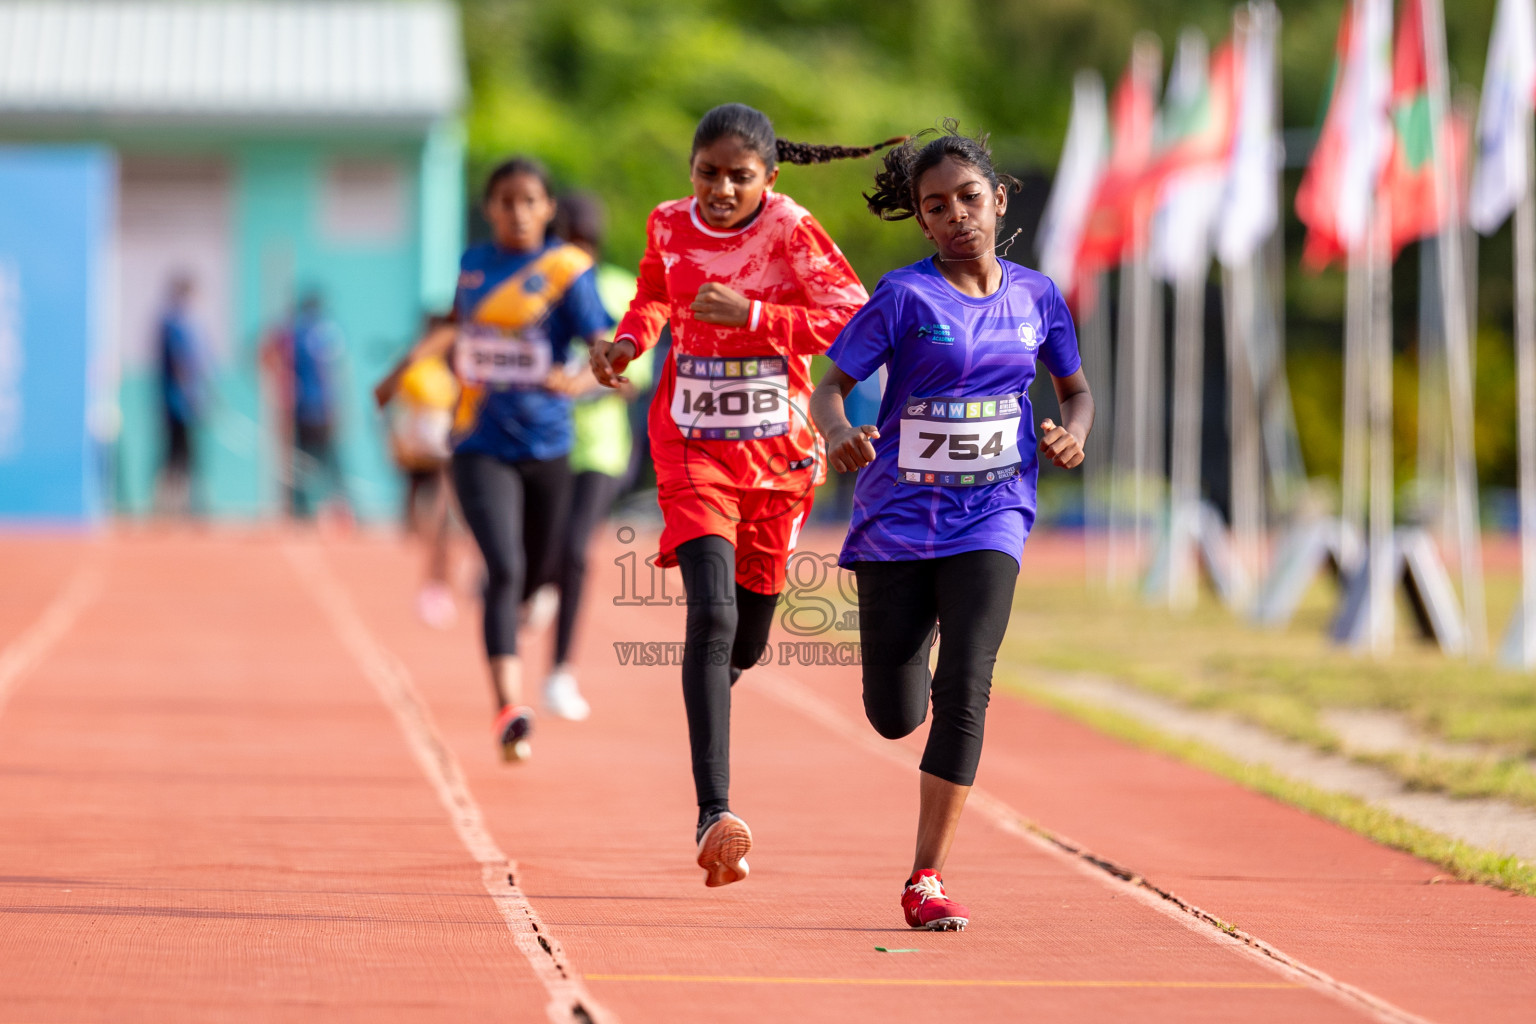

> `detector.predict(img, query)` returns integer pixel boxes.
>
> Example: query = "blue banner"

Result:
[0,146,115,523]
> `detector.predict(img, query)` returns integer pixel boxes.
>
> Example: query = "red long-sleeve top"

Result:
[616,191,868,492]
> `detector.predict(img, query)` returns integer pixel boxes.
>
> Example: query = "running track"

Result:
[0,529,1531,1023]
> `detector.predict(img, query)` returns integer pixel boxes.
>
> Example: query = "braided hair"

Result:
[692,103,905,170]
[864,120,1022,221]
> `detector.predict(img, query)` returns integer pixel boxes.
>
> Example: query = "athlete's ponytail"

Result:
[691,102,904,171]
[864,119,1022,222]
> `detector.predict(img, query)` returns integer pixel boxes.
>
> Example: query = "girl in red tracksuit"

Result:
[592,102,899,887]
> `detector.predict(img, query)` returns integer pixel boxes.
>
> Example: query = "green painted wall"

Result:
[106,129,465,523]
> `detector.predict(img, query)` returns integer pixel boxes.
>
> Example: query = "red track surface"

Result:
[0,528,1531,1023]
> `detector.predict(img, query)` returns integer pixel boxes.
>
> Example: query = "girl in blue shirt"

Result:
[810,125,1095,931]
[377,157,611,762]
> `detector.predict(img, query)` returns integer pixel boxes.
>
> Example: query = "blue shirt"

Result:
[158,309,204,424]
[453,242,612,463]
[291,313,341,427]
[826,257,1081,567]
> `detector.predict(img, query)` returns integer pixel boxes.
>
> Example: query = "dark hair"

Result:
[553,191,606,251]
[483,156,553,203]
[691,102,906,170]
[864,120,1022,221]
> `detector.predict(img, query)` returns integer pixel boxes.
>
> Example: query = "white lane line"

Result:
[753,666,1438,1024]
[0,564,103,721]
[284,542,613,1024]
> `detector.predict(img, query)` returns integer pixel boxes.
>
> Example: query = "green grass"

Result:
[1002,675,1536,897]
[1004,562,1536,808]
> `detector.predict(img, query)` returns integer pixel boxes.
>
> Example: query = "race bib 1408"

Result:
[897,393,1023,486]
[671,354,791,441]
[454,324,552,388]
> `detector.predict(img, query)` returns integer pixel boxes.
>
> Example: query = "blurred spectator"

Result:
[154,274,208,517]
[265,291,351,521]
[382,313,462,627]
[820,371,881,524]
[540,191,653,716]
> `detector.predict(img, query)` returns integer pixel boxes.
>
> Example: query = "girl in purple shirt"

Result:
[810,124,1095,931]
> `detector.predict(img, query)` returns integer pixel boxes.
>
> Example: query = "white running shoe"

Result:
[520,583,559,631]
[542,668,591,721]
[415,582,457,630]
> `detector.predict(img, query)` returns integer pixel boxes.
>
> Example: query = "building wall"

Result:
[104,128,465,523]
[0,145,115,523]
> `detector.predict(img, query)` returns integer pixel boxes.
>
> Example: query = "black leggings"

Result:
[853,550,1019,787]
[554,470,626,665]
[675,535,780,811]
[452,450,572,659]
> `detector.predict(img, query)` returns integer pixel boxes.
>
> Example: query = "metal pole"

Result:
[1168,272,1204,609]
[1342,257,1368,571]
[1515,116,1536,667]
[1421,0,1487,656]
[1367,200,1395,656]
[1111,263,1138,589]
[1080,276,1113,590]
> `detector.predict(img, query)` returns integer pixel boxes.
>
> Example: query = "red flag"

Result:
[1380,0,1467,254]
[1075,53,1157,278]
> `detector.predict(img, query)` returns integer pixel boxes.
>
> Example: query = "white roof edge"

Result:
[0,1,466,121]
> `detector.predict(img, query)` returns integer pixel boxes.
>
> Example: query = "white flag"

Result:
[1337,0,1394,252]
[1470,0,1536,235]
[1217,2,1282,268]
[1152,29,1224,283]
[1037,70,1107,297]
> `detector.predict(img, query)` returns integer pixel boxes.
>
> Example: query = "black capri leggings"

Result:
[853,550,1019,787]
[452,450,572,659]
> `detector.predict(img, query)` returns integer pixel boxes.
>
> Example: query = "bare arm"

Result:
[810,364,880,473]
[1039,367,1094,469]
[373,322,455,408]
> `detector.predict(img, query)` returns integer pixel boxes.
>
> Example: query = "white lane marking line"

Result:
[753,666,1439,1024]
[284,542,613,1024]
[0,565,103,721]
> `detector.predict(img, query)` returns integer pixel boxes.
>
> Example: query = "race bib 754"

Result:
[897,393,1022,486]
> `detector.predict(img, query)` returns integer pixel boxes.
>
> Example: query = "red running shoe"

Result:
[494,704,534,762]
[902,869,969,930]
[695,811,752,887]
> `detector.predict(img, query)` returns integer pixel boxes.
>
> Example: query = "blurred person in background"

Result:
[381,313,462,629]
[818,370,881,524]
[265,290,352,523]
[376,157,611,763]
[539,191,655,721]
[154,274,208,517]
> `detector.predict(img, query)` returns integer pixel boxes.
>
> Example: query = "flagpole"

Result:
[1421,0,1487,656]
[1111,262,1137,589]
[1226,255,1263,610]
[1367,192,1396,655]
[1514,114,1536,666]
[1342,254,1368,572]
[1168,269,1203,609]
[1080,276,1113,590]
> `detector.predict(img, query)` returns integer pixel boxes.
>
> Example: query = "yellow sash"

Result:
[455,244,595,433]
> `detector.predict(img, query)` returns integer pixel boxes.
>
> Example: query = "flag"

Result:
[1217,2,1282,269]
[1379,0,1468,254]
[1295,0,1394,271]
[1470,0,1536,234]
[1037,70,1108,304]
[1075,44,1159,279]
[1150,29,1241,282]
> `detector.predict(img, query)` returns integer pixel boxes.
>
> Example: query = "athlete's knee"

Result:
[863,680,926,740]
[865,703,923,740]
[684,598,738,648]
[730,640,769,671]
